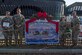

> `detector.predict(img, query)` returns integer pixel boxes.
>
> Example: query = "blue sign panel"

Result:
[25,20,59,44]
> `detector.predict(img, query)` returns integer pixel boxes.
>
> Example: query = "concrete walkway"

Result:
[0,49,82,53]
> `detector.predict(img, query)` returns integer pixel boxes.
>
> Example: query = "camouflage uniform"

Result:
[13,14,25,45]
[71,16,80,46]
[1,17,14,46]
[65,22,72,38]
[59,21,66,46]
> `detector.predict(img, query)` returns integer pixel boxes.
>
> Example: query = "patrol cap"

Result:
[6,11,10,15]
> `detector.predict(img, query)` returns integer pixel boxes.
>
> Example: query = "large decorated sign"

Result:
[25,12,59,44]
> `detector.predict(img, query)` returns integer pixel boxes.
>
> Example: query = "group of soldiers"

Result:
[59,11,80,47]
[0,8,80,47]
[1,8,25,46]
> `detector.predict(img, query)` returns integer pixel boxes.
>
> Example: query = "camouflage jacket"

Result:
[13,14,25,29]
[71,16,80,32]
[1,16,14,30]
[59,21,67,35]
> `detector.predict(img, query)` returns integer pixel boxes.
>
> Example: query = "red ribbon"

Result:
[37,12,47,19]
[26,11,59,33]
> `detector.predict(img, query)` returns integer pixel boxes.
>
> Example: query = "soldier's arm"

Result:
[22,15,25,23]
[76,18,80,29]
[12,16,17,27]
[59,22,63,34]
[59,22,62,37]
[22,16,25,25]
[71,20,75,30]
[19,15,25,27]
[10,17,14,28]
[1,18,4,28]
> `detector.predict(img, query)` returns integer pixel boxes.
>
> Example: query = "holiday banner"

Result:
[25,17,59,44]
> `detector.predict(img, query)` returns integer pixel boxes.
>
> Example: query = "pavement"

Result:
[0,48,82,53]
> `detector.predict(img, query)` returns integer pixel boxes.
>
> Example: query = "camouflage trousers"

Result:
[72,31,80,46]
[60,33,66,46]
[14,27,25,45]
[60,32,72,46]
[3,31,13,46]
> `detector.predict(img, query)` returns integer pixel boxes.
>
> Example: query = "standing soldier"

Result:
[59,16,67,46]
[71,11,80,46]
[13,8,25,45]
[1,11,14,46]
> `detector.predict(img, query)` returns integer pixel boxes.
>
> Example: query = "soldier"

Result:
[1,11,14,46]
[59,16,67,46]
[65,22,72,39]
[13,8,25,45]
[71,11,80,46]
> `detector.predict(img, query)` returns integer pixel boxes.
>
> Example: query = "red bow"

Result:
[37,12,47,18]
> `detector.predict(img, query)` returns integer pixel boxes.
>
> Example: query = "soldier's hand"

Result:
[10,25,14,28]
[16,25,19,28]
[16,25,21,28]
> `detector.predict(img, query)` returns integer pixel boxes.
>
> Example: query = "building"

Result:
[0,0,65,20]
[65,2,82,16]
